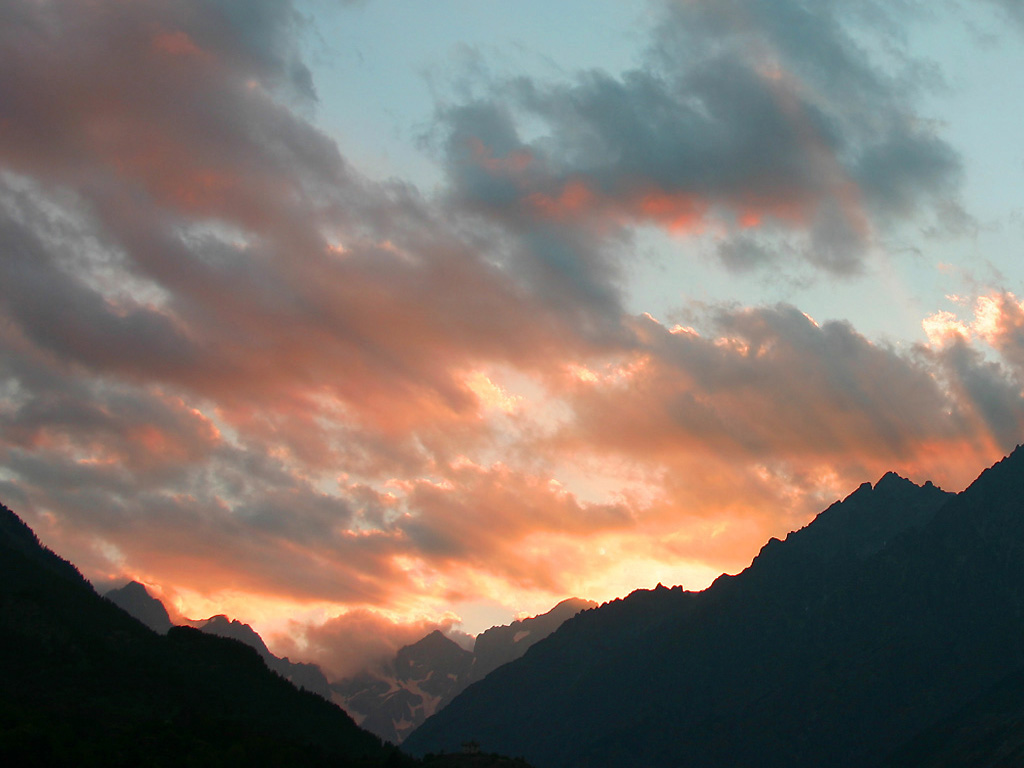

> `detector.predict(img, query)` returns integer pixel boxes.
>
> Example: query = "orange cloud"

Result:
[527,178,597,220]
[273,608,468,680]
[543,309,1016,506]
[633,189,709,234]
[0,0,1011,678]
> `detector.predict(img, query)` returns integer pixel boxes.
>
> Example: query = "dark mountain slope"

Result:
[406,456,1024,768]
[0,502,394,767]
[887,668,1024,768]
[469,598,597,685]
[192,613,333,698]
[105,581,334,698]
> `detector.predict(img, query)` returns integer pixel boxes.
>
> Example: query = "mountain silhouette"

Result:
[406,449,1024,767]
[105,581,173,634]
[191,614,333,699]
[334,599,595,744]
[468,598,597,686]
[105,583,334,700]
[0,502,394,766]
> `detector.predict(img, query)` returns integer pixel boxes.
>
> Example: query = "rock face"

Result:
[105,581,173,634]
[406,450,1024,768]
[333,600,596,745]
[333,631,474,746]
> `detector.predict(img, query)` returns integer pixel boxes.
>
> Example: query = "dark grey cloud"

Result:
[204,0,316,100]
[716,235,782,272]
[930,340,1024,451]
[984,0,1024,27]
[435,0,963,279]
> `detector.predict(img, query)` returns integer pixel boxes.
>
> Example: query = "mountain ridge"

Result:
[0,501,394,766]
[333,598,596,744]
[406,450,1024,767]
[103,582,335,700]
[106,581,174,634]
[101,576,594,745]
[190,613,334,699]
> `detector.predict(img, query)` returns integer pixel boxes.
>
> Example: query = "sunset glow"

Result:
[3,0,1024,676]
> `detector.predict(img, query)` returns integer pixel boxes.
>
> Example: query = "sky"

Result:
[2,0,1024,678]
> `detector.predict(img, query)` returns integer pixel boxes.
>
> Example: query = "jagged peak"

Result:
[958,443,1024,495]
[109,580,156,598]
[407,629,462,651]
[552,596,597,610]
[874,471,908,490]
[837,472,938,502]
[842,481,874,503]
[872,471,943,495]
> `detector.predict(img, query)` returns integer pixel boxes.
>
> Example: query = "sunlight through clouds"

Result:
[1,0,1023,674]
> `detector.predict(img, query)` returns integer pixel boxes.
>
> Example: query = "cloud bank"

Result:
[1,0,1022,672]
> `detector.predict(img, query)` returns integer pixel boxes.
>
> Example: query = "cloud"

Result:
[558,307,965,462]
[1,0,1022,667]
[984,0,1024,28]
[920,292,1024,452]
[273,609,468,680]
[0,0,621,478]
[432,0,961,279]
[539,304,1024,535]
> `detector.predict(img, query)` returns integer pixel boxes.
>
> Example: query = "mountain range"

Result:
[102,573,593,748]
[105,581,334,699]
[333,598,596,744]
[105,579,593,745]
[0,501,396,766]
[10,448,1024,765]
[406,447,1024,768]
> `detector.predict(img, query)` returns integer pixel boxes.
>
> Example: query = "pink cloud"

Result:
[0,0,1017,666]
[273,609,467,680]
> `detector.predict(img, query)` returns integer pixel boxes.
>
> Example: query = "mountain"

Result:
[105,581,173,634]
[104,583,333,699]
[406,450,1024,767]
[334,630,474,746]
[334,599,596,745]
[191,614,333,699]
[0,502,395,766]
[468,598,596,686]
[887,668,1024,767]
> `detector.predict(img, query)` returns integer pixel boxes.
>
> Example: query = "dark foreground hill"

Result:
[406,448,1024,768]
[0,502,396,767]
[105,580,334,699]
